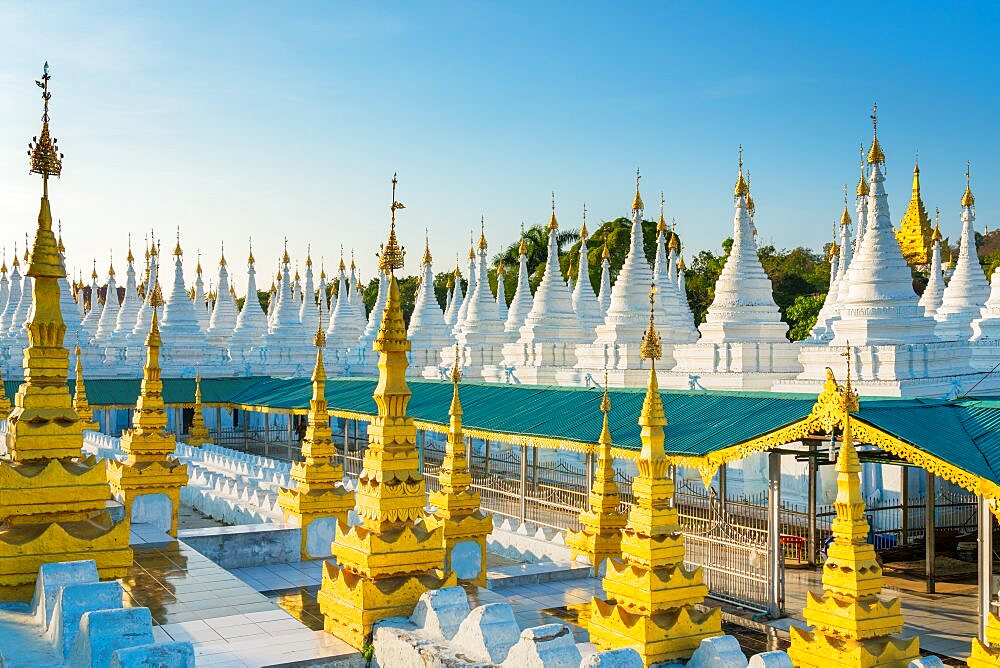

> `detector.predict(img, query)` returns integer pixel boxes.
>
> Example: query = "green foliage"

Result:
[361,275,420,326]
[786,294,826,341]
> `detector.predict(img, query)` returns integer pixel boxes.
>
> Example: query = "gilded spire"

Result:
[248,237,256,265]
[28,62,63,197]
[638,282,666,460]
[91,259,98,281]
[548,192,558,230]
[306,243,312,267]
[632,168,644,211]
[72,344,99,430]
[467,231,475,260]
[449,345,463,428]
[962,160,975,207]
[746,171,756,217]
[668,219,679,252]
[518,222,527,256]
[350,249,356,271]
[11,242,18,269]
[678,255,686,271]
[602,237,610,260]
[932,208,942,242]
[173,227,182,257]
[377,173,406,274]
[640,283,662,364]
[856,147,870,197]
[841,183,853,226]
[497,260,504,276]
[657,192,667,233]
[867,103,886,165]
[282,237,290,265]
[219,241,227,268]
[57,220,65,254]
[107,249,115,278]
[478,216,488,251]
[423,229,433,265]
[126,232,134,264]
[734,145,749,197]
[338,245,346,272]
[581,203,589,239]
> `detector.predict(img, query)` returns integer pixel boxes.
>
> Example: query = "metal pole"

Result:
[531,446,539,493]
[926,470,936,594]
[718,463,728,514]
[585,452,594,499]
[215,407,222,442]
[767,451,783,617]
[353,418,359,449]
[105,408,111,435]
[519,444,528,523]
[418,430,425,474]
[807,442,817,567]
[484,439,490,475]
[900,465,909,545]
[979,494,994,643]
[264,413,270,457]
[242,409,248,449]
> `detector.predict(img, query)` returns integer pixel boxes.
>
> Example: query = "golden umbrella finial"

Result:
[962,160,975,207]
[548,192,558,231]
[28,61,63,201]
[248,237,256,265]
[640,282,661,363]
[451,344,462,384]
[734,145,749,197]
[867,102,886,165]
[478,216,487,251]
[632,168,644,211]
[580,203,588,239]
[378,172,406,273]
[423,228,432,265]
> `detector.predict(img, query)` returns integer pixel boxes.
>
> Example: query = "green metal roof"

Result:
[6,375,1000,487]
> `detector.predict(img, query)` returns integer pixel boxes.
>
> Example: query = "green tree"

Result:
[786,294,826,341]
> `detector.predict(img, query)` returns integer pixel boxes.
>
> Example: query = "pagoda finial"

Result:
[962,160,975,207]
[57,219,65,253]
[932,208,942,241]
[856,144,870,196]
[282,237,290,265]
[378,172,406,273]
[602,237,610,260]
[631,167,644,211]
[580,203,589,239]
[219,241,227,267]
[306,243,312,267]
[248,237,255,265]
[72,343,99,430]
[127,232,134,264]
[423,228,432,265]
[734,145,749,197]
[640,282,661,364]
[108,248,115,277]
[478,216,487,251]
[669,218,680,251]
[548,192,558,230]
[657,192,667,232]
[841,184,853,226]
[518,222,527,256]
[867,103,886,164]
[28,61,63,200]
[173,226,182,257]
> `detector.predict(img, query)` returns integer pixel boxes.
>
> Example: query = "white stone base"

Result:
[660,341,801,391]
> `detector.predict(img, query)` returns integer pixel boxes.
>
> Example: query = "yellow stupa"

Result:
[895,160,935,267]
[588,286,721,666]
[72,344,100,431]
[318,175,453,649]
[567,374,626,575]
[186,374,213,447]
[426,346,493,586]
[106,283,189,537]
[0,63,132,600]
[968,608,1000,667]
[277,322,355,559]
[788,363,919,668]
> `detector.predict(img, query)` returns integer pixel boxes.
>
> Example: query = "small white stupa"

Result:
[229,241,269,374]
[666,150,801,390]
[350,266,388,377]
[571,206,604,338]
[919,211,946,317]
[449,220,507,380]
[125,240,161,369]
[56,225,84,361]
[503,227,533,340]
[596,238,612,315]
[495,261,509,323]
[452,240,477,336]
[94,257,120,345]
[265,240,313,376]
[443,263,464,328]
[112,238,142,349]
[810,210,851,342]
[193,254,209,331]
[299,247,319,335]
[325,253,368,375]
[495,195,589,385]
[206,245,239,360]
[410,235,453,378]
[935,166,990,342]
[158,231,209,376]
[76,261,98,339]
[1,246,23,335]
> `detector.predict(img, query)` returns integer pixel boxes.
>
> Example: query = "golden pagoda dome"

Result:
[282,238,290,265]
[172,227,182,257]
[338,253,345,272]
[306,244,313,267]
[866,103,886,165]
[829,241,839,259]
[962,162,975,207]
[678,255,687,271]
[841,205,852,226]
[668,229,679,252]
[446,274,453,289]
[478,217,488,251]
[126,236,134,264]
[248,239,256,265]
[632,168,644,211]
[497,260,504,276]
[518,223,528,256]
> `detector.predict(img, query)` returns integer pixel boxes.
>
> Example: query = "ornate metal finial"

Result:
[173,226,182,256]
[856,144,870,196]
[149,279,164,309]
[248,237,255,265]
[839,344,859,412]
[580,203,589,239]
[28,62,63,198]
[632,168,644,210]
[451,344,462,384]
[282,237,290,265]
[219,241,227,267]
[963,160,975,207]
[57,219,65,253]
[867,103,886,164]
[314,306,326,348]
[734,145,749,197]
[378,172,406,273]
[478,215,487,251]
[600,371,611,414]
[640,282,661,362]
[548,192,558,231]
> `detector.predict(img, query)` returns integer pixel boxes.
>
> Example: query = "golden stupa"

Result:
[0,63,132,600]
[318,175,453,649]
[186,374,213,447]
[895,161,935,267]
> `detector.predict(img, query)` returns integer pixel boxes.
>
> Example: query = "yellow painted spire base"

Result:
[107,306,188,537]
[426,353,493,586]
[72,345,100,431]
[589,362,721,666]
[568,383,626,575]
[789,369,918,668]
[318,254,453,647]
[1,63,132,598]
[278,338,355,559]
[968,612,1000,668]
[186,375,213,447]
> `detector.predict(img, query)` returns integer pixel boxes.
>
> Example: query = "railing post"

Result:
[767,451,783,617]
[979,494,994,643]
[807,442,818,567]
[926,470,936,594]
[519,444,528,523]
[718,463,728,514]
[531,445,539,494]
[484,439,490,475]
[242,409,248,448]
[264,413,270,457]
[585,452,594,499]
[418,429,425,474]
[353,418,359,449]
[215,407,222,442]
[900,465,909,545]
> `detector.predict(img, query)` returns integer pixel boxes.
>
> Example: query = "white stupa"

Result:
[56,227,84,359]
[443,264,464,327]
[317,263,329,330]
[453,242,477,336]
[503,231,533,339]
[94,259,120,345]
[0,258,8,327]
[125,241,162,370]
[325,254,366,374]
[158,234,209,376]
[449,221,507,379]
[495,197,589,385]
[228,242,269,374]
[112,240,141,346]
[76,262,98,339]
[350,267,389,377]
[971,263,1000,372]
[935,169,990,341]
[206,245,239,358]
[496,261,509,323]
[596,239,611,315]
[410,237,454,378]
[651,202,698,344]
[810,211,850,342]
[193,255,209,331]
[571,208,604,338]
[570,175,674,387]
[666,154,801,390]
[777,111,979,397]
[7,244,35,357]
[265,242,313,376]
[299,251,319,337]
[919,214,945,317]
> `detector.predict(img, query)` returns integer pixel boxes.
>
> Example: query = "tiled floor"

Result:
[126,542,358,667]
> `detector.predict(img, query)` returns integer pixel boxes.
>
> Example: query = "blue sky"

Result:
[0,1,997,289]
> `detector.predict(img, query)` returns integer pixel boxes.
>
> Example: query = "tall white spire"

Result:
[444,263,464,327]
[495,262,509,322]
[453,236,477,335]
[810,215,846,342]
[77,263,97,337]
[94,257,120,344]
[597,238,611,315]
[230,241,269,363]
[193,252,209,331]
[835,198,855,307]
[0,246,21,333]
[158,232,208,374]
[113,238,141,343]
[919,211,945,317]
[504,227,533,337]
[299,247,318,333]
[206,245,238,350]
[571,205,604,336]
[935,165,990,341]
[411,236,455,377]
[452,219,507,378]
[56,224,83,350]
